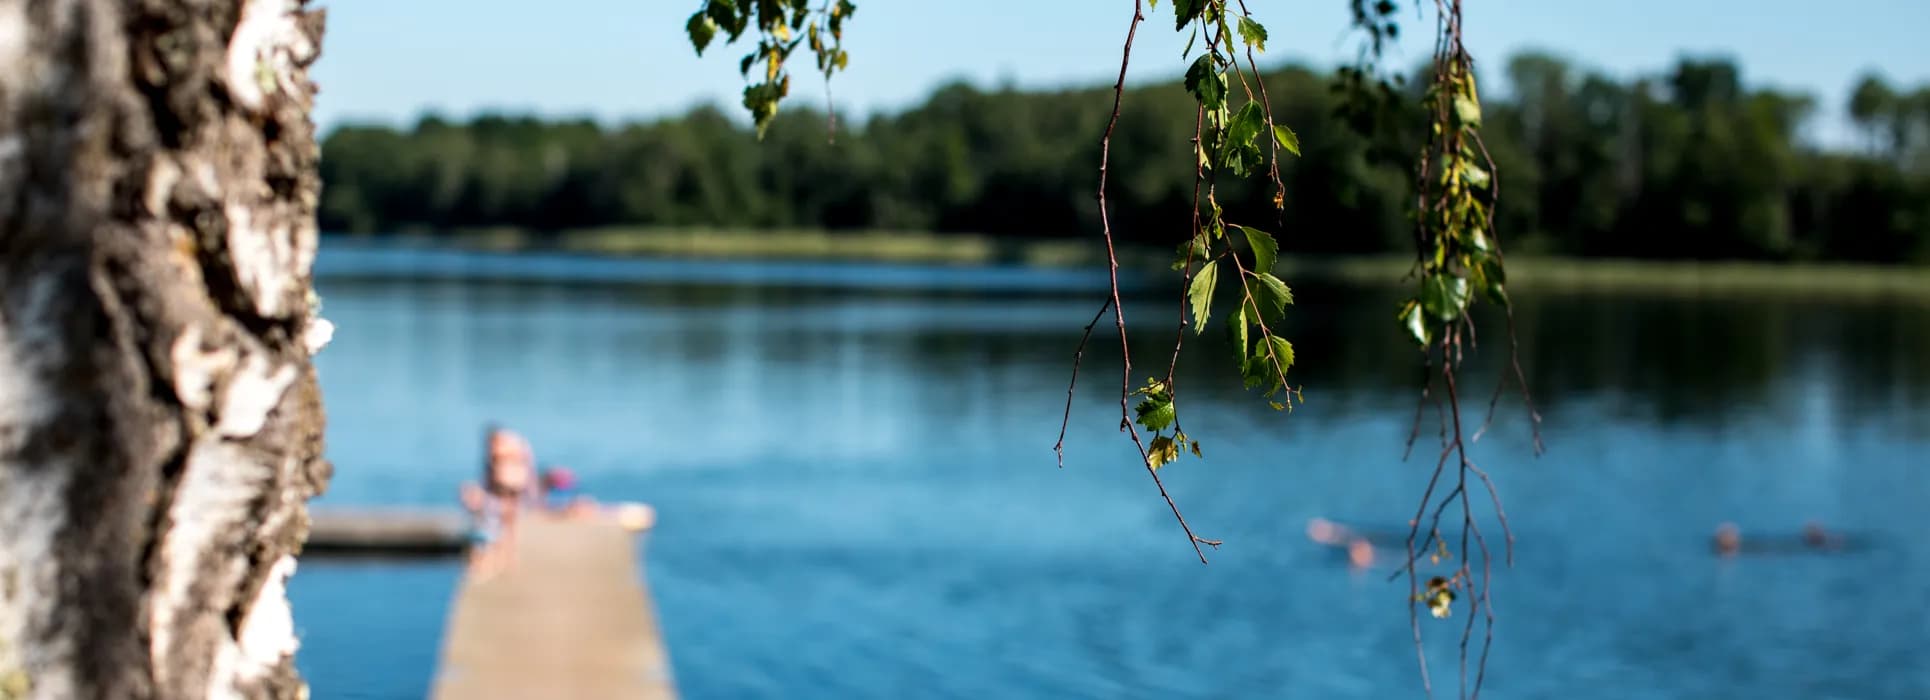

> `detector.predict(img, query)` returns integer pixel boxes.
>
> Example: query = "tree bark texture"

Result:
[0,1,329,698]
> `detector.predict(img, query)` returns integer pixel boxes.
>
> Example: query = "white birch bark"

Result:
[0,1,330,697]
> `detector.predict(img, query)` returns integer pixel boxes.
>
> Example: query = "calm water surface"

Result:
[291,241,1930,699]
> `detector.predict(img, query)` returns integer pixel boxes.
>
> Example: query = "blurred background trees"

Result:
[319,53,1930,265]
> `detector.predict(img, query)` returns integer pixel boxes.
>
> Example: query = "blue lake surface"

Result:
[291,241,1930,699]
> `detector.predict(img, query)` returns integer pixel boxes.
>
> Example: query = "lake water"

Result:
[290,240,1930,699]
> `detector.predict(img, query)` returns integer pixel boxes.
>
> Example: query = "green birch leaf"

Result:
[1265,335,1295,377]
[1235,224,1278,273]
[687,12,719,54]
[1135,395,1176,432]
[1184,54,1226,111]
[1421,274,1470,322]
[1188,260,1219,333]
[1401,300,1432,347]
[1219,101,1265,175]
[1250,272,1292,325]
[1273,124,1301,156]
[1454,93,1483,127]
[1147,435,1181,470]
[1462,161,1491,189]
[1227,303,1250,367]
[709,0,746,38]
[1478,257,1510,307]
[1237,16,1268,51]
[1241,355,1269,389]
[1174,0,1203,30]
[1465,228,1492,253]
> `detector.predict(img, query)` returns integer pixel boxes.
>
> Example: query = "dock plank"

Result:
[430,517,676,700]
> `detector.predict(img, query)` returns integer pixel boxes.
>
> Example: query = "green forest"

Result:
[319,52,1930,264]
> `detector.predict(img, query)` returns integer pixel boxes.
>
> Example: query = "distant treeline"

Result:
[319,53,1930,263]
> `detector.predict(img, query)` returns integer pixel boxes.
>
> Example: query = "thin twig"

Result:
[1458,448,1472,700]
[1461,125,1543,457]
[1386,478,1462,582]
[1445,327,1511,700]
[1401,398,1450,698]
[1232,0,1289,218]
[1054,297,1114,468]
[1471,514,1496,699]
[1403,362,1432,460]
[1167,105,1209,390]
[1470,267,1544,454]
[1464,459,1512,567]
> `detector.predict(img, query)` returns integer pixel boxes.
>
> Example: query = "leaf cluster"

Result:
[1398,61,1510,348]
[687,0,857,137]
[1166,0,1304,419]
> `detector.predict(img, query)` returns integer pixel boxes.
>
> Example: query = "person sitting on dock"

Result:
[461,425,537,578]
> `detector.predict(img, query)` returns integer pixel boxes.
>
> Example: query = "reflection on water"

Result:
[295,243,1930,699]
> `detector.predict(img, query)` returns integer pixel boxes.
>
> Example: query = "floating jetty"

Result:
[303,508,677,698]
[429,516,677,700]
[306,508,470,556]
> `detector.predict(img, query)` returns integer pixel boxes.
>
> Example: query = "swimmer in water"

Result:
[1308,517,1378,570]
[1713,522,1741,557]
[1803,521,1830,548]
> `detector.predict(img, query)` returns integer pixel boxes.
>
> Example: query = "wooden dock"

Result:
[430,516,677,700]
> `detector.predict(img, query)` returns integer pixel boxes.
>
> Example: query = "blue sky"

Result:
[312,0,1930,147]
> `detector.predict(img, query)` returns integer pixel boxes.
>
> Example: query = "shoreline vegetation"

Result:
[319,54,1930,273]
[328,227,1930,300]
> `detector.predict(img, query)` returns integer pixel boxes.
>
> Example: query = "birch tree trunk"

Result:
[0,0,330,697]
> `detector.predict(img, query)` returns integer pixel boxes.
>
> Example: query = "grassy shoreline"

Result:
[331,227,1930,298]
[1277,255,1930,299]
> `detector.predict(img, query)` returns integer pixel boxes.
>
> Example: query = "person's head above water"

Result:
[1347,537,1375,570]
[1802,520,1834,548]
[1713,522,1741,556]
